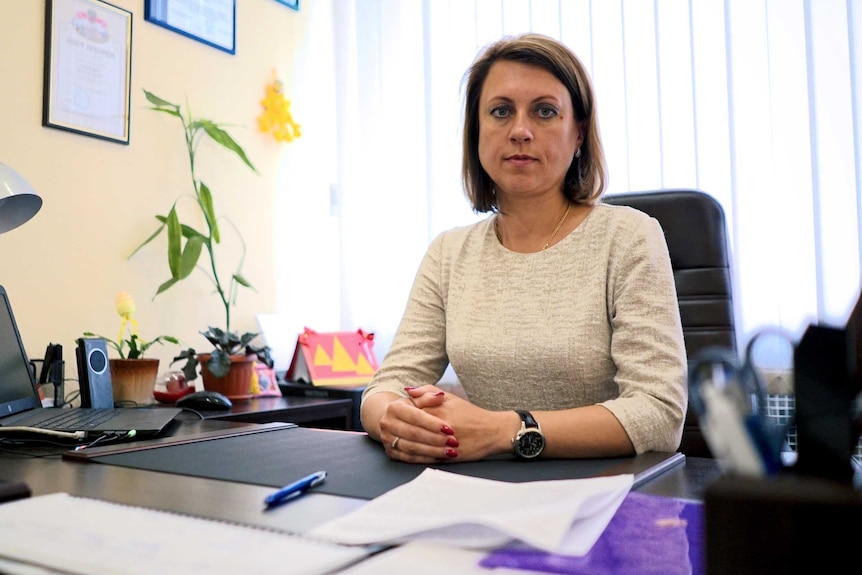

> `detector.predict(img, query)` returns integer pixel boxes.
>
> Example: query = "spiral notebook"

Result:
[0,493,370,575]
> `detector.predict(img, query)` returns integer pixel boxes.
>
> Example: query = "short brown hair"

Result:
[461,33,608,213]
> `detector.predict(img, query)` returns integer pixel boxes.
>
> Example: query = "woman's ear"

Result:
[576,121,587,150]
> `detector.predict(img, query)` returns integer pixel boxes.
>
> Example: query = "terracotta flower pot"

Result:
[198,353,256,399]
[109,358,160,406]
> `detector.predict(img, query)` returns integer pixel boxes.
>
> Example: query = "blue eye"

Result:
[490,106,512,119]
[536,105,557,118]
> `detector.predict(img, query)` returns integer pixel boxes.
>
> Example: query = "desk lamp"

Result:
[0,162,42,233]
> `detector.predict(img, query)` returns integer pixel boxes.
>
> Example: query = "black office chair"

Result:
[604,189,737,458]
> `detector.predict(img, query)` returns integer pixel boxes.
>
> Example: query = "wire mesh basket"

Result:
[763,369,862,465]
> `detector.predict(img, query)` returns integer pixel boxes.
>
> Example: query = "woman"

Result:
[361,33,687,464]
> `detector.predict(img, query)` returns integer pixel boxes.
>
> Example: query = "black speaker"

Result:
[76,338,114,409]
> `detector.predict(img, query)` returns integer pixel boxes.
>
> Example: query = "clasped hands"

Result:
[380,385,510,464]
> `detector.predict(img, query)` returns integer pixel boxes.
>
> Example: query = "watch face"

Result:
[516,430,544,458]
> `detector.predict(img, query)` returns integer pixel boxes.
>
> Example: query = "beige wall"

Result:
[0,1,326,381]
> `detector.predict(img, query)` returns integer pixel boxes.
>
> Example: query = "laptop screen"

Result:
[0,286,44,416]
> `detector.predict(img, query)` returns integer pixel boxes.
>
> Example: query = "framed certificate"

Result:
[144,0,236,55]
[42,0,133,145]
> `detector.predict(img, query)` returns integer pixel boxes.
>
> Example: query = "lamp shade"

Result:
[0,162,42,234]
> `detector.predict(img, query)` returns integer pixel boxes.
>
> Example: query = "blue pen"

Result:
[264,471,328,508]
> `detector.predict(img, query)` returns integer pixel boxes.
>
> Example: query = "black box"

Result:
[705,474,862,574]
[278,379,365,432]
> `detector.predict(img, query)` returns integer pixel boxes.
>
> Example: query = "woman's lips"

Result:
[506,154,536,166]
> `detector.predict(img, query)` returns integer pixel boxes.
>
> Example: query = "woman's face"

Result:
[478,60,582,201]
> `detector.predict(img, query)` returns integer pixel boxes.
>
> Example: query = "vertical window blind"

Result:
[311,0,862,365]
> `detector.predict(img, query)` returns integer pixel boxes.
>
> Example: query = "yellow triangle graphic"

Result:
[313,344,333,367]
[331,337,358,372]
[355,353,375,374]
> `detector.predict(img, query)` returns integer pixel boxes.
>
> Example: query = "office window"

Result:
[320,0,862,364]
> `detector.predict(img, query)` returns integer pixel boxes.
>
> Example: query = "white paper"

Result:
[310,468,633,555]
[0,493,368,575]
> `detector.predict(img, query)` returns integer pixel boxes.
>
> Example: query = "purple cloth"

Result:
[480,492,703,575]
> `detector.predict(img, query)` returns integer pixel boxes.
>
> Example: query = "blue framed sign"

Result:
[275,0,299,10]
[144,0,236,55]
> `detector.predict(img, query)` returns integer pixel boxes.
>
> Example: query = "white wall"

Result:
[0,1,336,379]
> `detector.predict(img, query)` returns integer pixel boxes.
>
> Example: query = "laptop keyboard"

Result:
[36,409,119,430]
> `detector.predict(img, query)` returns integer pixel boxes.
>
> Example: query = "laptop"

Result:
[0,285,181,441]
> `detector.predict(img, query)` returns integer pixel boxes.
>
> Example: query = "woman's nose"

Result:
[509,113,532,143]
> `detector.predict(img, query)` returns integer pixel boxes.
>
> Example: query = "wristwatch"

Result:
[512,410,545,459]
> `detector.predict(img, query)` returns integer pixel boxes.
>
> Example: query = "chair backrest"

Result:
[604,189,737,457]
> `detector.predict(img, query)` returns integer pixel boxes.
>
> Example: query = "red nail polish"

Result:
[444,449,458,458]
[441,425,454,435]
[404,386,416,391]
[446,437,460,448]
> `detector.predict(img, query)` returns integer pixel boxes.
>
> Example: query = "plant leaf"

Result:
[143,89,179,109]
[180,222,204,238]
[166,207,182,278]
[127,334,143,359]
[200,120,258,173]
[155,277,179,296]
[128,220,166,259]
[177,234,205,280]
[208,349,233,378]
[170,348,199,382]
[233,273,252,288]
[198,182,220,243]
[239,332,259,348]
[156,215,205,240]
[246,344,274,368]
[143,90,182,118]
[151,107,182,119]
[199,327,258,356]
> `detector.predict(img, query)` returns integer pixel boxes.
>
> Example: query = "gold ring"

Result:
[391,436,401,449]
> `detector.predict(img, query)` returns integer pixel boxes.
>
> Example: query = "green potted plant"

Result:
[131,89,261,385]
[84,291,179,405]
[193,327,258,398]
[171,328,272,396]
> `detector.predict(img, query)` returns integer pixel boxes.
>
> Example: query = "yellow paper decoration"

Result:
[258,69,302,142]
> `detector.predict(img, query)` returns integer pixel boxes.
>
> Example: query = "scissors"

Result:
[688,329,792,476]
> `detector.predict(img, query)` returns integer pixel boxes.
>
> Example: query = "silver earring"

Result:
[575,147,582,159]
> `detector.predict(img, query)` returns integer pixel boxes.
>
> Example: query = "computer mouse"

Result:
[176,390,233,411]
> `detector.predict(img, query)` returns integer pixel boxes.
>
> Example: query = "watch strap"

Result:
[515,410,539,430]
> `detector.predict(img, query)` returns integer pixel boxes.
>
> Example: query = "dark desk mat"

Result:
[90,427,683,500]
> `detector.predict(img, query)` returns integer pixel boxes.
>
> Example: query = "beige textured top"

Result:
[363,203,688,453]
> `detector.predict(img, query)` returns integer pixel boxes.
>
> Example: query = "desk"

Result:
[279,381,365,431]
[0,424,717,531]
[180,395,354,429]
[0,419,719,573]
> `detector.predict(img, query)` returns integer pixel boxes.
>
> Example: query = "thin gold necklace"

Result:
[495,203,572,251]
